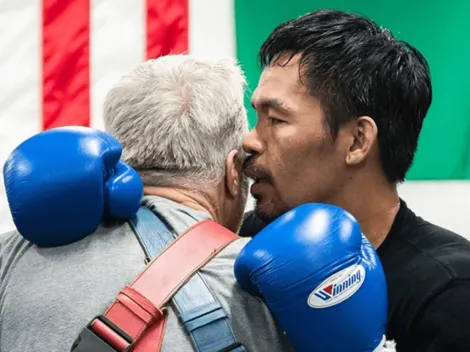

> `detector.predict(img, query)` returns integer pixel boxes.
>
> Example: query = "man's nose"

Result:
[242,127,264,155]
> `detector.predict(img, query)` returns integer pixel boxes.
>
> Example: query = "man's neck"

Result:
[144,186,220,223]
[332,175,400,249]
[356,197,400,249]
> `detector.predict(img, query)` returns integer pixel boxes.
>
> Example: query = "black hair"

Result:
[258,9,432,183]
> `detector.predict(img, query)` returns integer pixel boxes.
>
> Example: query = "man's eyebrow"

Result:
[251,98,292,114]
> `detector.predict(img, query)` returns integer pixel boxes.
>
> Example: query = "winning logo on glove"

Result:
[308,264,366,309]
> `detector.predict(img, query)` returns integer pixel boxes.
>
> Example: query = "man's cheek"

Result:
[278,178,307,209]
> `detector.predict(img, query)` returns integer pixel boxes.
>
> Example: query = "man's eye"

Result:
[268,117,283,125]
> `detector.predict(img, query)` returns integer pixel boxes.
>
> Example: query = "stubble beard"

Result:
[254,196,290,224]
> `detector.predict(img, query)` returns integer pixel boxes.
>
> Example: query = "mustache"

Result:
[242,154,273,181]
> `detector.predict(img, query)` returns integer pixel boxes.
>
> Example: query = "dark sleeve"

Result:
[408,280,470,352]
[238,211,268,237]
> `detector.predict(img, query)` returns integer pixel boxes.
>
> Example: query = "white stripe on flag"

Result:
[189,0,235,58]
[90,0,146,131]
[0,0,41,233]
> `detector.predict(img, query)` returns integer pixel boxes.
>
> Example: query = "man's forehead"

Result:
[252,65,305,109]
[260,60,301,84]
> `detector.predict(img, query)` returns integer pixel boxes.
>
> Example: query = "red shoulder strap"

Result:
[89,219,239,352]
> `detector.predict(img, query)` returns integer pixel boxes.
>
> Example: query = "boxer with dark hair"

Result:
[241,9,470,351]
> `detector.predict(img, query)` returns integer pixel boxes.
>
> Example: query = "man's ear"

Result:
[345,116,378,166]
[225,149,241,198]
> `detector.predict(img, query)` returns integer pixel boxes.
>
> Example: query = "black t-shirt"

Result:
[240,200,470,351]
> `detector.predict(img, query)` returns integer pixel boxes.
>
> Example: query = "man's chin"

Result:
[254,200,285,224]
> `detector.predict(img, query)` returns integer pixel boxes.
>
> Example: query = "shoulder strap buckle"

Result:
[71,315,134,352]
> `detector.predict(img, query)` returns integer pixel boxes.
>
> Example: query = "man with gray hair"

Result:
[0,55,292,352]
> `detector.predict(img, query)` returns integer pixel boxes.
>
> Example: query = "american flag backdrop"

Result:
[0,0,236,233]
[2,0,470,238]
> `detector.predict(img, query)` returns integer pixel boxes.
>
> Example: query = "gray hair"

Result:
[103,55,249,187]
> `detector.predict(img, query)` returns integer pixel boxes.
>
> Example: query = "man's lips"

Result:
[250,179,271,196]
[245,167,273,196]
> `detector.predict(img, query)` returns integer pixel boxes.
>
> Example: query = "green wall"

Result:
[235,0,470,180]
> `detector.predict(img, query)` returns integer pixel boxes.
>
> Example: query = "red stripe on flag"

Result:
[146,0,189,59]
[42,0,90,130]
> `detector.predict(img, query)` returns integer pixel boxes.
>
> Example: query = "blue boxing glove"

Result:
[3,126,143,247]
[234,203,388,352]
